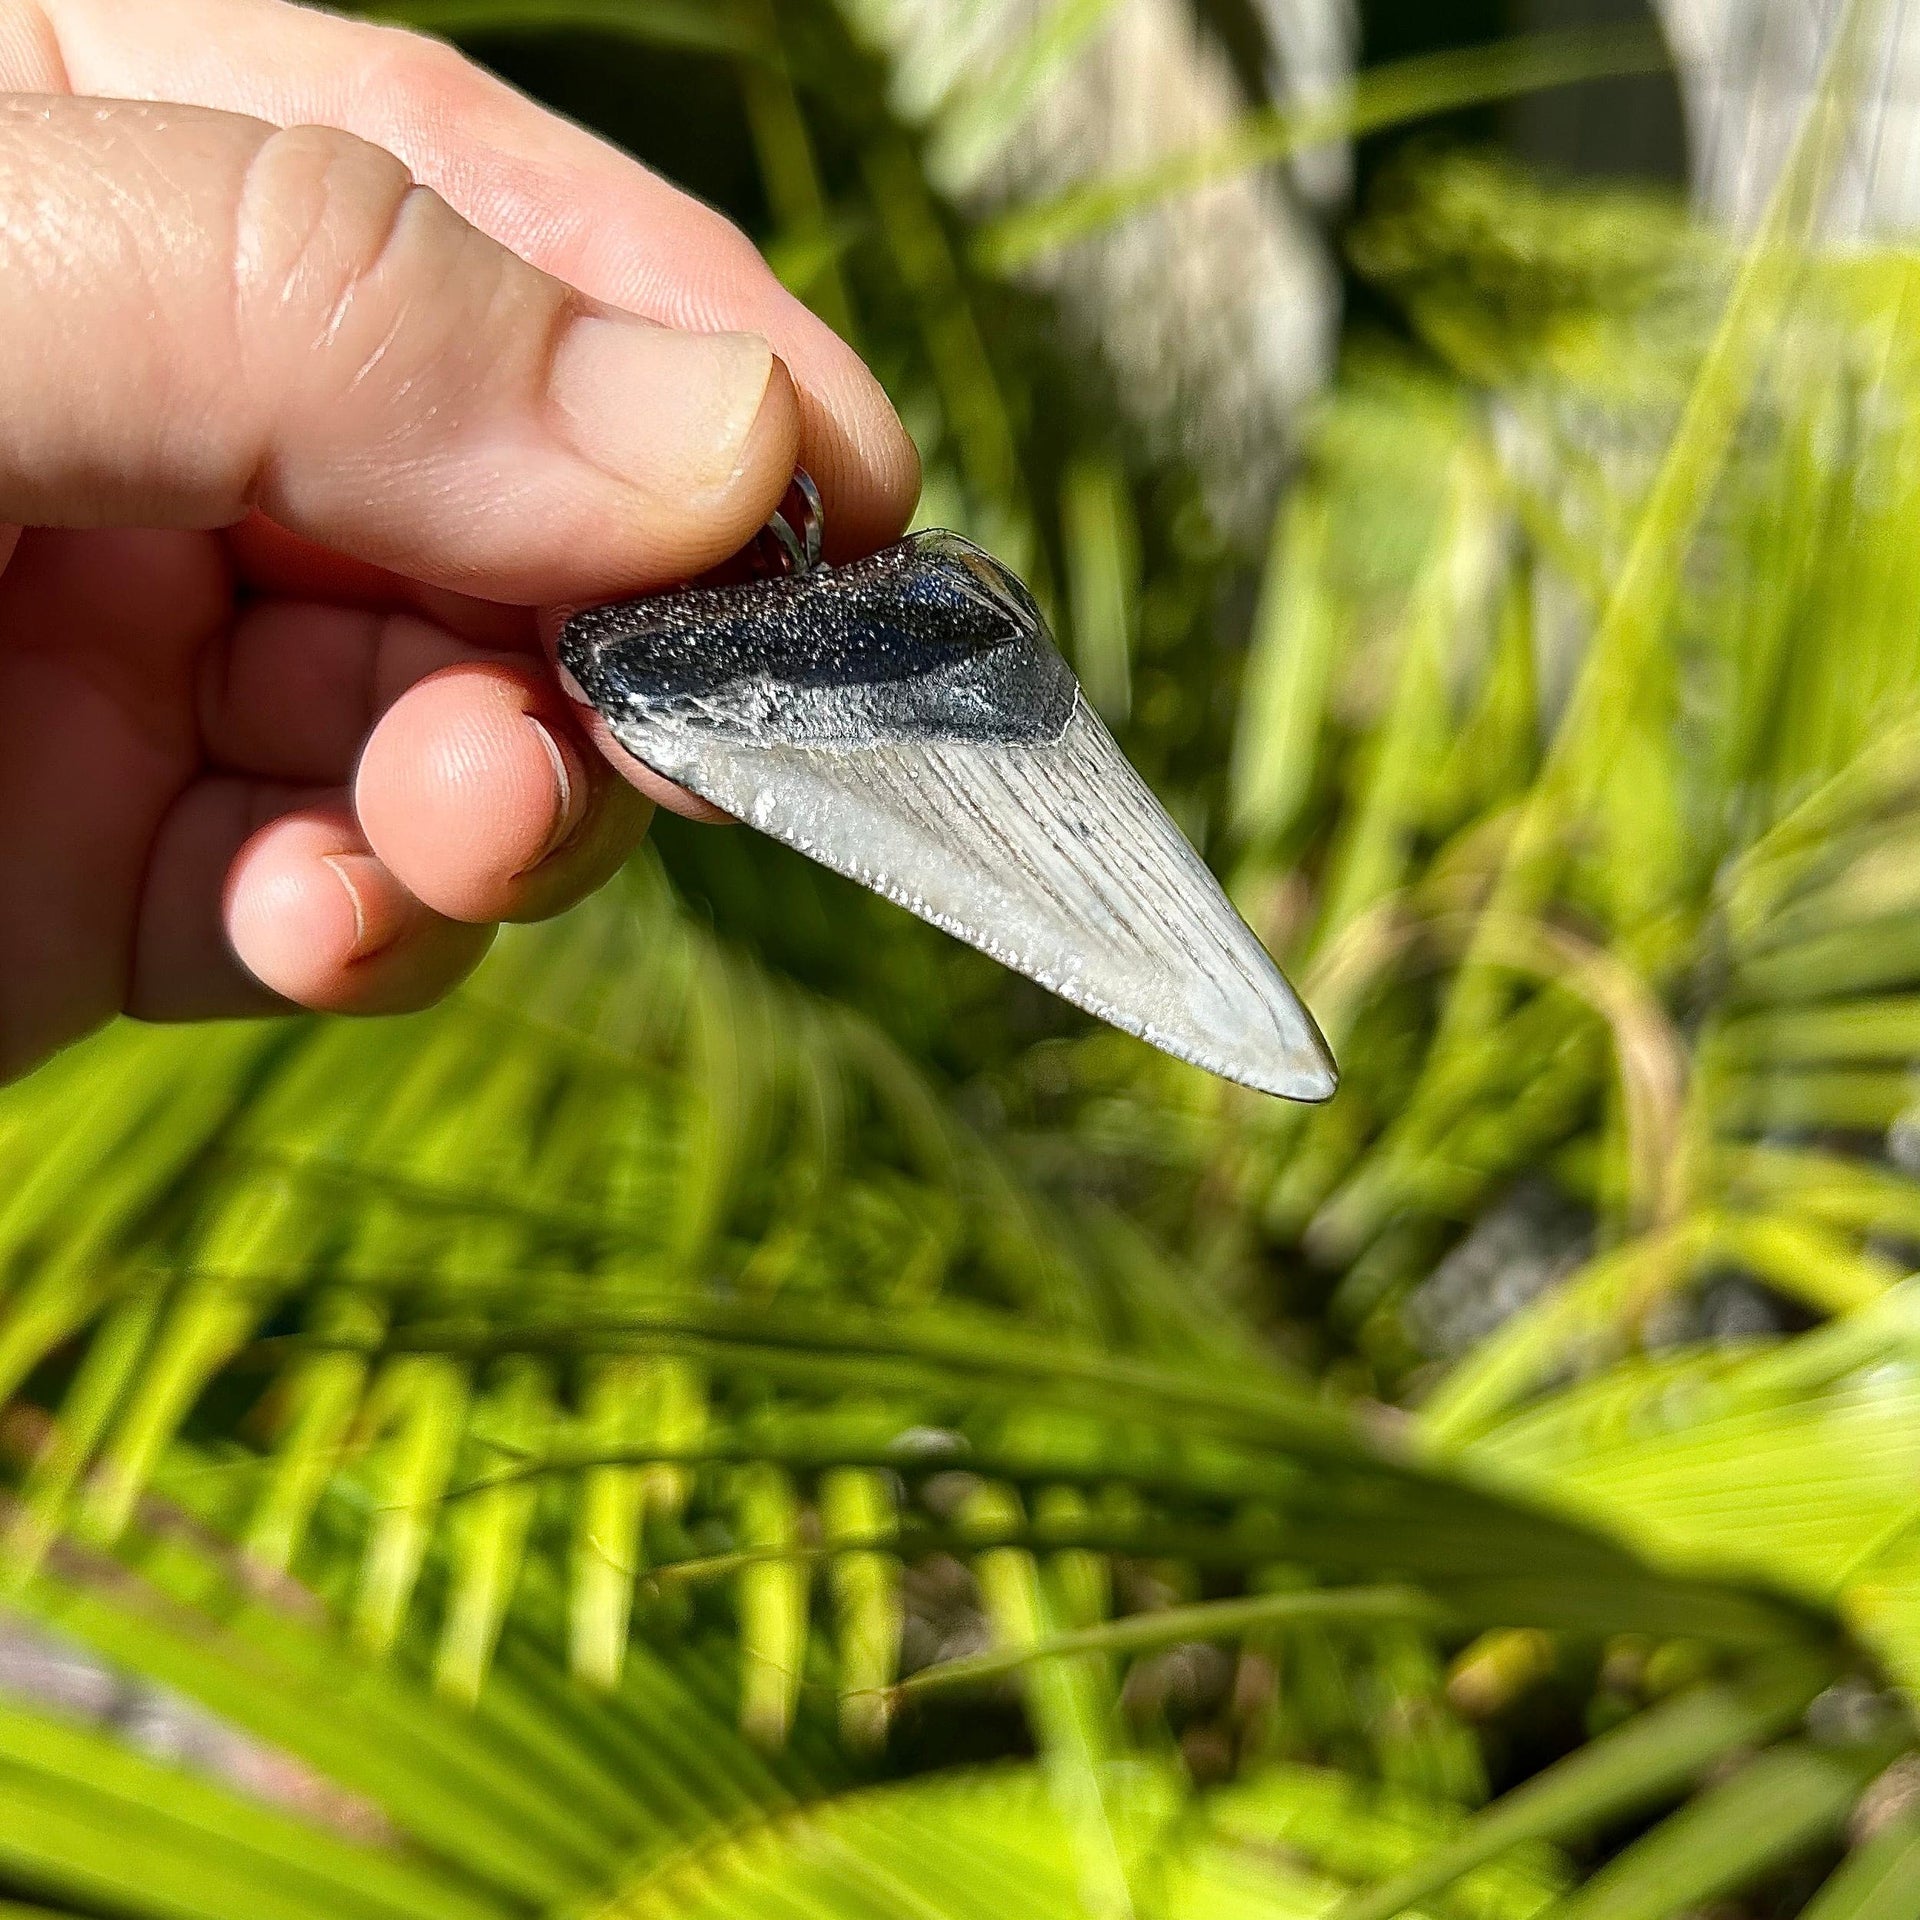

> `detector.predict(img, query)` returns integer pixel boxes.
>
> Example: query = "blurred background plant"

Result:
[7,1,1920,1916]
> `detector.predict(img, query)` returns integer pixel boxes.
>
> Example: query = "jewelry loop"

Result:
[752,469,825,577]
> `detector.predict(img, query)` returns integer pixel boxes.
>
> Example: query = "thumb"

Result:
[0,96,800,601]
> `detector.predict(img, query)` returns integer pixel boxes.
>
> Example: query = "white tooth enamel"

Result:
[614,695,1336,1101]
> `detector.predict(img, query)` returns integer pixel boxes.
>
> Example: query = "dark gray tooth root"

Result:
[558,530,1336,1101]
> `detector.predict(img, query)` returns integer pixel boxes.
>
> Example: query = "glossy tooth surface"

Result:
[560,532,1335,1101]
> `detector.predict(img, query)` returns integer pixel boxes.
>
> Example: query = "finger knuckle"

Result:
[233,119,536,421]
[233,121,418,345]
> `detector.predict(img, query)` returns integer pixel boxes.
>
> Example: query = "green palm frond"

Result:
[0,864,1857,1914]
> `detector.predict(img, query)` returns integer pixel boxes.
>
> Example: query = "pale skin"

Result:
[0,0,920,1081]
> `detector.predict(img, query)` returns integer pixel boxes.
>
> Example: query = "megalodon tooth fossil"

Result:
[558,483,1335,1102]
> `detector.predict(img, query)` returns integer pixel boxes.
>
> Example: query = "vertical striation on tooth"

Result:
[559,531,1336,1101]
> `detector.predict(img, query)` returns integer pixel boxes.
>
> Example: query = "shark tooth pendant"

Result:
[558,476,1336,1101]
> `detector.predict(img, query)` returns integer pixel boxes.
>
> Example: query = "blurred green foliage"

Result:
[5,3,1920,1918]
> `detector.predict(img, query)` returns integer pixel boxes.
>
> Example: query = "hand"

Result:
[0,0,919,1080]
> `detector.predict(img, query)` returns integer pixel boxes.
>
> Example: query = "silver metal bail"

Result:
[754,469,825,577]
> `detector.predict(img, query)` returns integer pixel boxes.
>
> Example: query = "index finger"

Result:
[26,0,921,560]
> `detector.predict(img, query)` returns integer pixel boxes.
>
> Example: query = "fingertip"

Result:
[225,808,493,1014]
[357,661,655,922]
[356,664,560,920]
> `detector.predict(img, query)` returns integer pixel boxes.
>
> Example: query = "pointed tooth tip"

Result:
[1172,1002,1338,1104]
[1270,1010,1340,1103]
[1059,934,1336,1102]
[1252,1047,1339,1104]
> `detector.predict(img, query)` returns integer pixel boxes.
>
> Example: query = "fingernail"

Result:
[549,314,774,494]
[323,853,398,962]
[526,715,589,867]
